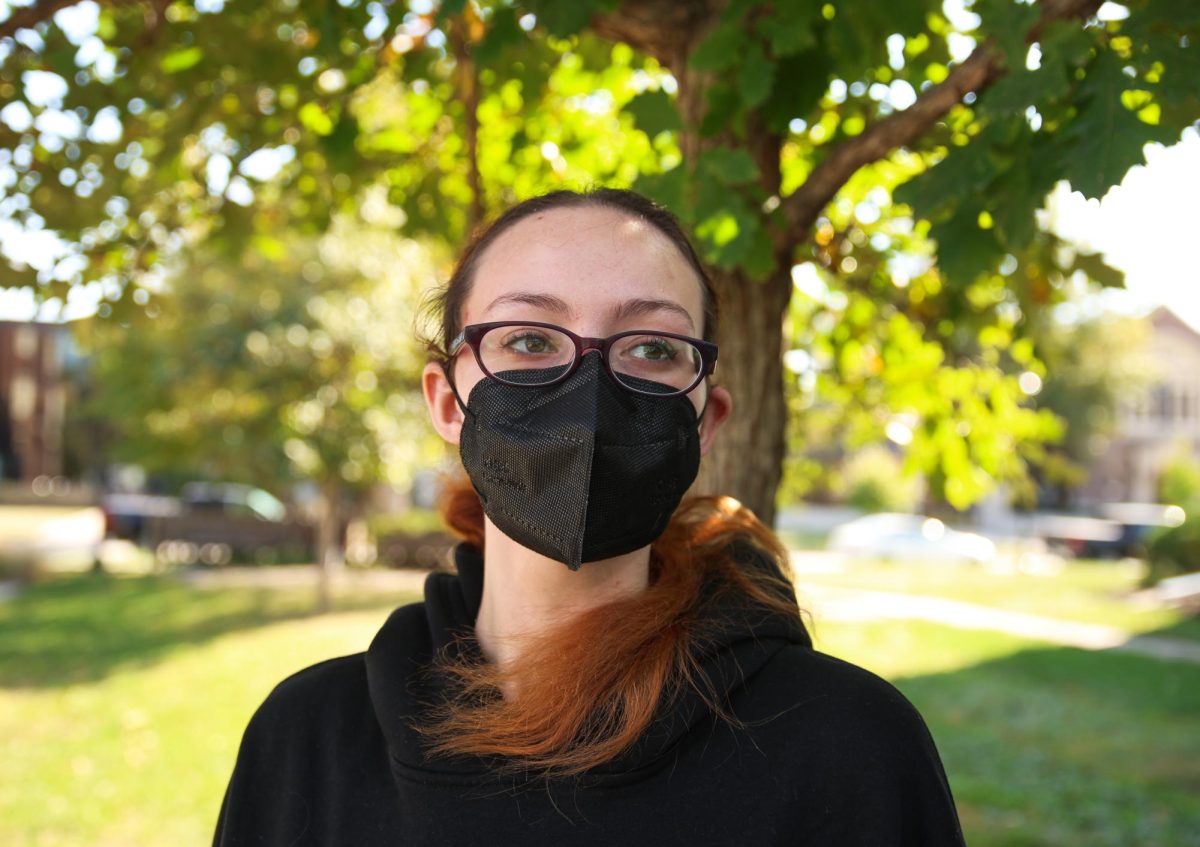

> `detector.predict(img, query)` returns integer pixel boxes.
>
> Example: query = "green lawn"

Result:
[1,567,1197,846]
[794,556,1200,641]
[0,574,419,847]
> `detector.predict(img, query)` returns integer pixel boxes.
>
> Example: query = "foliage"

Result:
[73,207,444,505]
[2,0,1198,517]
[1147,450,1200,583]
[1158,449,1200,508]
[1146,515,1200,583]
[834,445,922,513]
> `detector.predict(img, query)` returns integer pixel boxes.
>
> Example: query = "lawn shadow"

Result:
[0,571,422,689]
[890,620,1200,847]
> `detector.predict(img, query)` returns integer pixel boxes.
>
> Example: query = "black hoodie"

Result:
[213,542,966,846]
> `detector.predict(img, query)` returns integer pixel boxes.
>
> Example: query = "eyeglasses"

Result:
[446,320,718,397]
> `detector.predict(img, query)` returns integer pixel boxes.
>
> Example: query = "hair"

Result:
[414,187,809,778]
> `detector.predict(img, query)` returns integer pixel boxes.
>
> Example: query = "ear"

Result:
[423,360,465,446]
[697,384,732,457]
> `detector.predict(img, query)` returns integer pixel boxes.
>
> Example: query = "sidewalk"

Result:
[799,582,1200,665]
[176,564,431,594]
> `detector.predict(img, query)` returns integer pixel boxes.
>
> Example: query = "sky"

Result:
[1045,129,1200,330]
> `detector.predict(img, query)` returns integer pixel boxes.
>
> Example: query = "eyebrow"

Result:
[486,291,573,316]
[611,297,696,333]
[485,292,696,333]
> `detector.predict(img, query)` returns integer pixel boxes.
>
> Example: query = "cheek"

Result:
[452,357,487,407]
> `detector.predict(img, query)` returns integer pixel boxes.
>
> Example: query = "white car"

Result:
[826,512,996,564]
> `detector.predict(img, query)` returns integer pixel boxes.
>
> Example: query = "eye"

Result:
[500,331,556,355]
[626,337,678,361]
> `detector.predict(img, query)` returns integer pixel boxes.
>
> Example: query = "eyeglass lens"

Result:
[476,324,703,395]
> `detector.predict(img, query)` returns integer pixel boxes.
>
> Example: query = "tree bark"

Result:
[692,266,793,526]
[449,14,484,233]
[314,479,342,614]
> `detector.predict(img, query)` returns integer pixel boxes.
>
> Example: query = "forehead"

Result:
[463,206,705,331]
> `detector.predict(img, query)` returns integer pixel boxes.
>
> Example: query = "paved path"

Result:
[176,565,431,593]
[799,582,1200,665]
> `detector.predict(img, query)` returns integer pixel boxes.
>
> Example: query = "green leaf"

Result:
[527,0,617,37]
[930,211,1004,287]
[1069,251,1126,290]
[690,22,742,72]
[742,219,776,280]
[756,1,819,55]
[695,195,763,270]
[624,89,682,138]
[1059,51,1167,199]
[633,165,687,214]
[894,136,997,219]
[698,146,759,184]
[299,102,335,136]
[738,42,774,109]
[474,7,524,65]
[160,46,205,74]
[1038,20,1097,71]
[760,48,831,131]
[986,129,1060,250]
[974,0,1041,69]
[980,69,1060,116]
[700,80,740,136]
[1143,31,1200,126]
[435,0,469,22]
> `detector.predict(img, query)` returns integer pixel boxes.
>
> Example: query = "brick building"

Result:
[0,320,70,482]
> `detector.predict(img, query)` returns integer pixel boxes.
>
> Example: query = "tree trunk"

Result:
[669,31,795,528]
[314,479,343,614]
[692,266,792,527]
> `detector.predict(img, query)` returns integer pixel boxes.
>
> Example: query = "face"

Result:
[423,205,732,454]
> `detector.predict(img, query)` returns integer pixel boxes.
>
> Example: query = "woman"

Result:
[214,188,966,846]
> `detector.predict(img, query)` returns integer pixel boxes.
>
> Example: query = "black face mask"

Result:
[452,353,704,570]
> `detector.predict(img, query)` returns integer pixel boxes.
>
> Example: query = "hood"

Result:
[365,540,810,786]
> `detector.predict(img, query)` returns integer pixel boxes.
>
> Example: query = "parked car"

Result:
[104,482,314,566]
[826,512,996,564]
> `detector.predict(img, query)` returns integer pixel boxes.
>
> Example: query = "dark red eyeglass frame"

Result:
[446,319,718,398]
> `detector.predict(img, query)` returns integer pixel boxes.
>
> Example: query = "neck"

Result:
[474,518,651,673]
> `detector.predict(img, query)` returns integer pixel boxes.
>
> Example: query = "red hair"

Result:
[415,472,809,777]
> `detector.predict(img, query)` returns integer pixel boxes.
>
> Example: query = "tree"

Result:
[2,0,1197,524]
[75,209,443,608]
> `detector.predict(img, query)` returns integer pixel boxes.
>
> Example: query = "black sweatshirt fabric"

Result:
[214,542,967,846]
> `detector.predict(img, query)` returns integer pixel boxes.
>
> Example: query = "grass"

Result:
[792,556,1200,641]
[812,619,1200,846]
[1,566,1197,846]
[0,573,419,847]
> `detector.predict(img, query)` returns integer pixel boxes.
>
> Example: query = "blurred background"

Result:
[1,0,1198,844]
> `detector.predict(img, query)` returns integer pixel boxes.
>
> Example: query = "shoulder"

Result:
[238,653,373,755]
[736,646,966,843]
[744,644,940,751]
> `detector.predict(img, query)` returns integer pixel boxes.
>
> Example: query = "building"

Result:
[0,320,71,482]
[1078,307,1200,504]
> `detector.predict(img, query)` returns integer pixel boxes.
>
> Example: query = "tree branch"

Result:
[0,0,80,40]
[777,0,1103,246]
[591,0,716,67]
[449,14,483,233]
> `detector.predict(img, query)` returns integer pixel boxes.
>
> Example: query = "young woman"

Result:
[214,188,967,846]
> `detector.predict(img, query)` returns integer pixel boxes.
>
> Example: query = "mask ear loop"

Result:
[696,379,711,428]
[440,359,473,420]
